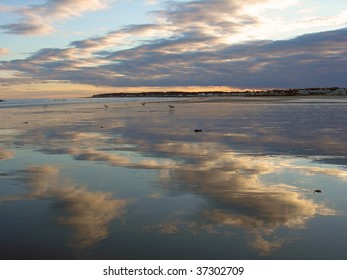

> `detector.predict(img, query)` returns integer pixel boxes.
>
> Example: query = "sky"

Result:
[0,0,346,98]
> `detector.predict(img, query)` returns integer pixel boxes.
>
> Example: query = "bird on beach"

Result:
[104,104,108,108]
[168,105,175,109]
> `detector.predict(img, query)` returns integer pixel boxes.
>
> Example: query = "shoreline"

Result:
[2,95,347,109]
[90,87,347,99]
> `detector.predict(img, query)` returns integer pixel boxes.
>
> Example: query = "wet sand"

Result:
[1,97,347,259]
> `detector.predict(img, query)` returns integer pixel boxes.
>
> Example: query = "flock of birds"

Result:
[104,103,176,109]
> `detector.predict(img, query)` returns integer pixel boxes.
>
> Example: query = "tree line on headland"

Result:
[91,87,347,98]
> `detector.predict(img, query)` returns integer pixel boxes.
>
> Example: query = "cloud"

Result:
[1,18,54,35]
[67,0,274,56]
[1,0,347,89]
[35,0,109,19]
[1,26,346,88]
[145,0,158,5]
[0,0,110,35]
[120,27,344,88]
[0,48,10,55]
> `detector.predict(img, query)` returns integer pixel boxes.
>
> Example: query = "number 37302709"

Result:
[196,267,244,276]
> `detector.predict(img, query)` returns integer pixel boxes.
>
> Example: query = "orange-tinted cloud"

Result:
[0,0,109,35]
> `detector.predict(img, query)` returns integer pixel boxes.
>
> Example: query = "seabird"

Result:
[314,189,322,193]
[104,104,108,108]
[168,105,175,109]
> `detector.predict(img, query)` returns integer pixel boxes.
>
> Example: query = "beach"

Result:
[1,97,347,259]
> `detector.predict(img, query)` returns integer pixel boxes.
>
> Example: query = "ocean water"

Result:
[1,98,347,259]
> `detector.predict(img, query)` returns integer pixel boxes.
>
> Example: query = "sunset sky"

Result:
[0,0,346,98]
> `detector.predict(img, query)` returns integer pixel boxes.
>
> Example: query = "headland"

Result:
[91,87,347,98]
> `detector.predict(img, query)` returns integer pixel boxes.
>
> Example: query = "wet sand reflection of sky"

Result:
[0,99,347,259]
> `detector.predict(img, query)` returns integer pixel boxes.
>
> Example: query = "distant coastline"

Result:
[91,87,347,98]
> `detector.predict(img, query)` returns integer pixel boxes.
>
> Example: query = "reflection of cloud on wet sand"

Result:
[292,165,347,182]
[204,203,335,255]
[158,221,180,234]
[10,165,128,249]
[70,148,131,166]
[53,187,127,249]
[69,147,177,169]
[153,142,337,254]
[0,148,15,160]
[2,102,345,257]
[66,139,340,255]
